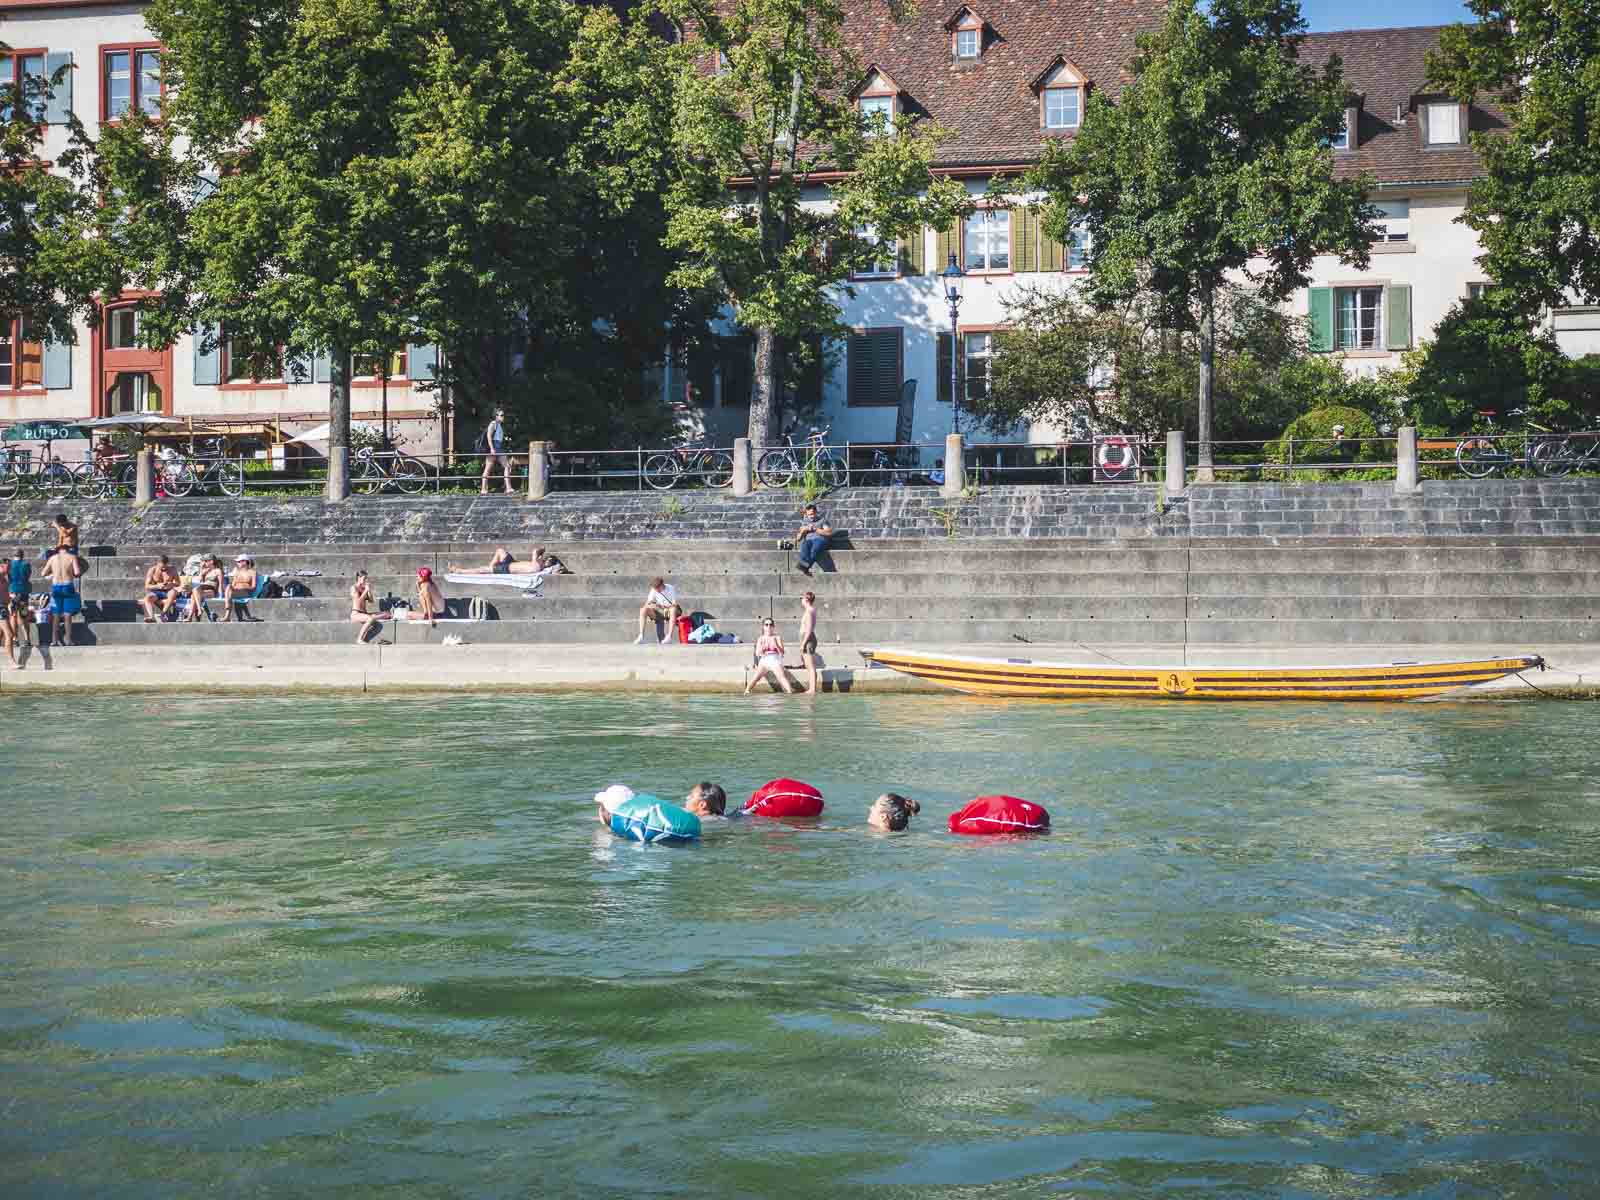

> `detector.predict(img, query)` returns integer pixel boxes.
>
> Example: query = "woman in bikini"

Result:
[744,618,795,694]
[350,569,391,643]
[182,555,224,622]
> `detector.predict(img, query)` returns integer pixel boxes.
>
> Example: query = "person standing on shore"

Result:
[479,408,513,496]
[8,548,33,649]
[41,546,82,647]
[798,591,820,696]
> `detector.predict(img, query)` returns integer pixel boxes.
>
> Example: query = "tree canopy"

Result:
[1429,1,1600,311]
[656,0,971,446]
[1028,0,1375,476]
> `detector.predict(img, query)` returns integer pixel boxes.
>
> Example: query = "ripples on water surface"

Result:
[2,693,1598,1197]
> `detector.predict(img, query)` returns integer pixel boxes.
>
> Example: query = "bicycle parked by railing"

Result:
[1528,430,1600,477]
[642,443,734,490]
[757,425,849,490]
[159,439,246,497]
[0,446,79,499]
[1450,410,1544,478]
[352,444,430,495]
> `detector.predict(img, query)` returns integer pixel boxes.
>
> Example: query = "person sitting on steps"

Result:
[141,555,180,622]
[635,578,682,645]
[792,504,832,575]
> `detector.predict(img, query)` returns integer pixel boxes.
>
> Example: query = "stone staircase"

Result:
[38,535,1600,650]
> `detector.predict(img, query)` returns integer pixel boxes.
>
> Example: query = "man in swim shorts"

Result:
[141,555,180,622]
[798,591,819,695]
[41,545,82,647]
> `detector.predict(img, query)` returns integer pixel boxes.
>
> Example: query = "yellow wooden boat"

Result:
[859,648,1546,701]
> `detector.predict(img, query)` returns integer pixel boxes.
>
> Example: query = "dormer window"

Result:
[1034,60,1086,132]
[1329,112,1350,150]
[854,68,903,137]
[946,7,988,61]
[1424,100,1462,145]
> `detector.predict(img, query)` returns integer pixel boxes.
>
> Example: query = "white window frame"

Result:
[964,210,1010,273]
[106,307,141,350]
[859,94,894,136]
[1329,112,1350,150]
[1334,286,1384,351]
[3,53,47,123]
[955,28,980,58]
[1425,101,1461,145]
[1374,198,1409,243]
[855,225,898,279]
[1066,223,1091,269]
[1044,86,1081,130]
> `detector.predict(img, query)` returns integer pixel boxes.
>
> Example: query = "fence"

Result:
[5,428,1600,502]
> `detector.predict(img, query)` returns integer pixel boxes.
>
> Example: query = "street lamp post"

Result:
[941,253,964,435]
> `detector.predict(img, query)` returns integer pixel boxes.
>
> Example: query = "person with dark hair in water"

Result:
[868,793,921,832]
[683,782,727,817]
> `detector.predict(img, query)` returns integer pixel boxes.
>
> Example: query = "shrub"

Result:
[1264,405,1387,480]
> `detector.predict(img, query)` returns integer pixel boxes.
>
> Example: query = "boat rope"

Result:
[1514,669,1569,700]
[1077,641,1131,667]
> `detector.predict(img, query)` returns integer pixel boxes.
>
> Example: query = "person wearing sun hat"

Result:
[592,784,701,844]
[220,554,258,623]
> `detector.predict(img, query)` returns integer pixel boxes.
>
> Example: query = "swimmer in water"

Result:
[683,782,727,817]
[867,793,920,831]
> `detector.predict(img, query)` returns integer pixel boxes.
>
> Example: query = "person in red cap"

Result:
[413,566,447,626]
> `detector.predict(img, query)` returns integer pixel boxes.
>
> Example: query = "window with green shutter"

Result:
[1384,283,1412,350]
[1307,286,1334,353]
[936,332,965,404]
[848,328,902,407]
[899,227,925,275]
[932,223,959,275]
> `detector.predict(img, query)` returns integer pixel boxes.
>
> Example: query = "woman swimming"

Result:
[868,793,920,831]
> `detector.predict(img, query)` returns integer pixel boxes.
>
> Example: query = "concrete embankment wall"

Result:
[5,478,1600,547]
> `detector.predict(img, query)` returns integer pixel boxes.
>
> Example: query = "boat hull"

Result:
[860,649,1546,702]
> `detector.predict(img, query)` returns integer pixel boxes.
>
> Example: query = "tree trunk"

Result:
[1195,288,1215,484]
[329,348,352,450]
[749,326,781,451]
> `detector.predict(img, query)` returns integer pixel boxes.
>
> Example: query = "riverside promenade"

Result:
[5,479,1600,695]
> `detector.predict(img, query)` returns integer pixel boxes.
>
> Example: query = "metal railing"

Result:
[11,427,1600,503]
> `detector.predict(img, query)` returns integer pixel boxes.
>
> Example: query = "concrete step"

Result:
[1183,595,1600,621]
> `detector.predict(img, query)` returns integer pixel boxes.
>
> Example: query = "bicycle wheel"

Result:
[1455,437,1504,479]
[118,463,139,497]
[642,453,681,490]
[1529,436,1574,477]
[757,449,797,489]
[0,468,19,500]
[821,455,849,490]
[166,464,197,497]
[353,458,386,495]
[393,457,429,495]
[214,460,245,498]
[700,451,734,488]
[86,466,117,500]
[41,462,76,499]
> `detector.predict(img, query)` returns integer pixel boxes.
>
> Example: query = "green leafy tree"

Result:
[658,0,971,449]
[1029,0,1375,479]
[111,0,697,466]
[1401,291,1580,431]
[1429,2,1600,311]
[975,282,1347,443]
[0,55,118,348]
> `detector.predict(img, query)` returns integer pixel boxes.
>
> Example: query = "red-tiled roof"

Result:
[841,0,1166,169]
[1302,25,1501,186]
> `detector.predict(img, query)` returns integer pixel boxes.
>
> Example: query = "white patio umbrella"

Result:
[80,413,186,429]
[285,421,384,445]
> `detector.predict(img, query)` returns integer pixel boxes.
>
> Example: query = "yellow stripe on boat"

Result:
[858,648,1545,702]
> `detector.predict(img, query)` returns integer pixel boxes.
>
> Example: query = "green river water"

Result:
[2,692,1598,1198]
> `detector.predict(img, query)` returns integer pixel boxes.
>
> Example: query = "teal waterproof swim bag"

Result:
[608,794,702,844]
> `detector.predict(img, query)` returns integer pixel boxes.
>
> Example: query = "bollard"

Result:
[326,445,350,501]
[134,449,154,504]
[1394,425,1420,495]
[528,440,549,501]
[1165,430,1186,497]
[732,438,753,496]
[941,433,965,498]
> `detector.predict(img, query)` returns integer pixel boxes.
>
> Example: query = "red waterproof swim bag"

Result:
[948,795,1050,836]
[742,778,825,818]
